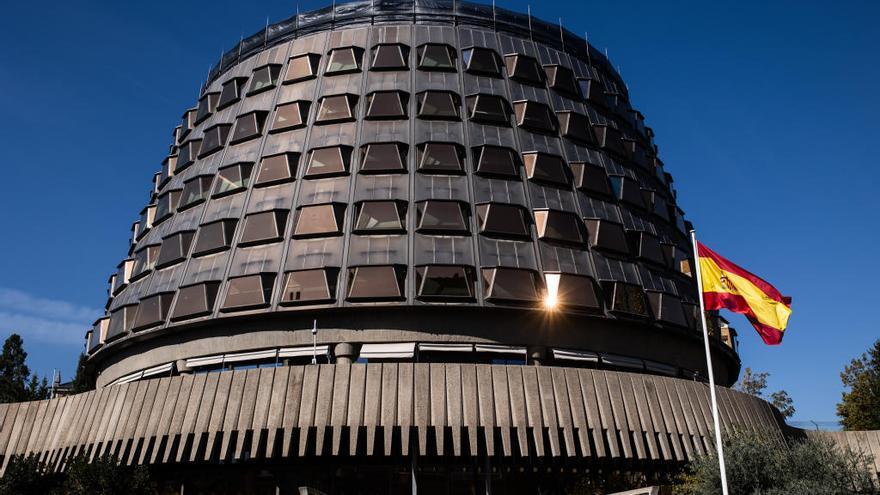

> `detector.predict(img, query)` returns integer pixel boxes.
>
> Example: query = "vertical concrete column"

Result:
[527,346,547,366]
[334,343,358,364]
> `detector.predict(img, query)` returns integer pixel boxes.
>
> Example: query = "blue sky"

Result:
[0,0,877,424]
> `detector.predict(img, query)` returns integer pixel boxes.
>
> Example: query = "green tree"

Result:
[837,339,880,431]
[675,429,878,495]
[0,454,62,495]
[734,367,796,419]
[70,353,97,393]
[0,334,53,403]
[0,453,155,495]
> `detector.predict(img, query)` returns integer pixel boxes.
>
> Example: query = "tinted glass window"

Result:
[193,219,238,256]
[305,146,351,178]
[482,267,539,302]
[179,109,196,140]
[171,282,221,321]
[514,101,557,134]
[280,268,337,304]
[416,265,474,299]
[557,111,594,144]
[547,273,602,310]
[416,201,469,234]
[199,124,231,157]
[180,176,214,209]
[504,54,545,86]
[221,273,275,311]
[326,47,363,74]
[609,176,646,208]
[239,210,288,246]
[177,139,201,170]
[293,203,345,238]
[360,142,407,174]
[271,101,310,132]
[584,219,629,254]
[315,94,357,124]
[133,293,173,330]
[365,91,408,120]
[476,203,529,239]
[132,244,160,279]
[523,152,570,187]
[354,201,406,233]
[417,91,460,120]
[534,210,585,245]
[605,281,649,316]
[648,292,687,327]
[213,163,253,197]
[347,265,405,300]
[218,78,245,109]
[544,65,580,98]
[630,232,665,265]
[154,189,181,223]
[195,92,220,124]
[466,94,510,126]
[417,142,464,174]
[156,231,195,268]
[570,162,612,197]
[462,47,501,76]
[579,78,608,107]
[284,53,321,83]
[231,111,268,144]
[473,145,520,178]
[417,44,456,71]
[594,124,626,156]
[256,152,299,186]
[371,44,409,70]
[248,64,282,95]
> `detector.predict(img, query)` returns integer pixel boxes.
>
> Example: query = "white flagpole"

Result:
[311,319,318,365]
[690,229,729,495]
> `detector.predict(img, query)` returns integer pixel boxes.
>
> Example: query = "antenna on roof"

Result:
[527,5,533,41]
[558,18,565,51]
[492,0,496,32]
[264,16,269,48]
[584,31,592,66]
[237,34,243,63]
[332,0,336,26]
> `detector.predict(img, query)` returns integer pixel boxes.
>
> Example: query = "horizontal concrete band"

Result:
[0,364,783,474]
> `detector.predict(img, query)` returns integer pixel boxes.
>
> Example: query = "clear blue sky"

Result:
[0,0,877,424]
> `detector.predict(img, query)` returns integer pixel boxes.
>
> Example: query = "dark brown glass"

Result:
[544,65,580,98]
[473,145,520,178]
[417,91,460,120]
[305,146,351,178]
[462,47,501,76]
[482,268,539,302]
[284,53,321,83]
[271,101,309,133]
[416,265,474,299]
[231,111,268,144]
[417,44,456,71]
[371,44,409,70]
[193,219,238,256]
[256,152,299,186]
[522,152,570,187]
[360,143,407,174]
[476,203,530,239]
[417,142,464,174]
[354,201,406,233]
[570,162,612,197]
[239,210,288,246]
[514,101,558,134]
[504,54,545,86]
[347,265,405,300]
[416,201,469,234]
[171,282,221,321]
[156,231,195,268]
[280,269,337,304]
[293,203,345,238]
[365,91,408,120]
[221,273,275,311]
[466,94,510,126]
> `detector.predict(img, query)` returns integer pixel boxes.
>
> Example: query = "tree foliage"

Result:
[675,429,879,495]
[70,353,96,394]
[0,334,50,403]
[0,454,155,495]
[734,367,796,419]
[837,339,880,431]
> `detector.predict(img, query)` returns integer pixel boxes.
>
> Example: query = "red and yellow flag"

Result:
[697,242,792,345]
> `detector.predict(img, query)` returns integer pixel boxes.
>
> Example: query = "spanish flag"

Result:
[697,242,792,345]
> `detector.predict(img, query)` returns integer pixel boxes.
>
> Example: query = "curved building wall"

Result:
[85,1,739,387]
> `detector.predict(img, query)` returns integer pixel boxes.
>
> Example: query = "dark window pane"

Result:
[462,47,501,76]
[473,145,520,178]
[193,219,238,256]
[609,176,647,209]
[213,163,253,197]
[195,92,220,124]
[570,162,612,197]
[218,78,245,109]
[239,210,288,246]
[354,201,406,233]
[418,44,456,71]
[271,101,310,133]
[603,281,649,317]
[416,265,474,299]
[347,265,405,301]
[360,142,407,174]
[315,94,357,124]
[522,152,570,187]
[180,175,214,209]
[177,139,201,170]
[158,156,176,187]
[132,244,161,279]
[256,152,299,186]
[326,47,363,74]
[579,78,608,108]
[305,146,351,178]
[584,219,629,254]
[365,91,408,120]
[371,44,409,70]
[171,282,221,321]
[482,267,539,303]
[154,189,181,223]
[648,291,687,327]
[504,54,545,86]
[248,64,282,95]
[231,111,268,144]
[629,231,665,265]
[544,65,580,98]
[534,209,585,245]
[221,273,275,311]
[547,273,602,310]
[280,268,338,304]
[156,231,195,268]
[417,142,464,174]
[417,91,460,120]
[133,292,174,331]
[284,53,321,83]
[466,94,510,126]
[557,111,594,144]
[476,203,529,239]
[199,124,231,158]
[293,203,345,238]
[514,101,557,134]
[179,108,196,141]
[416,201,469,234]
[593,124,626,156]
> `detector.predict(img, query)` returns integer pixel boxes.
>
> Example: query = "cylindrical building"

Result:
[0,2,797,492]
